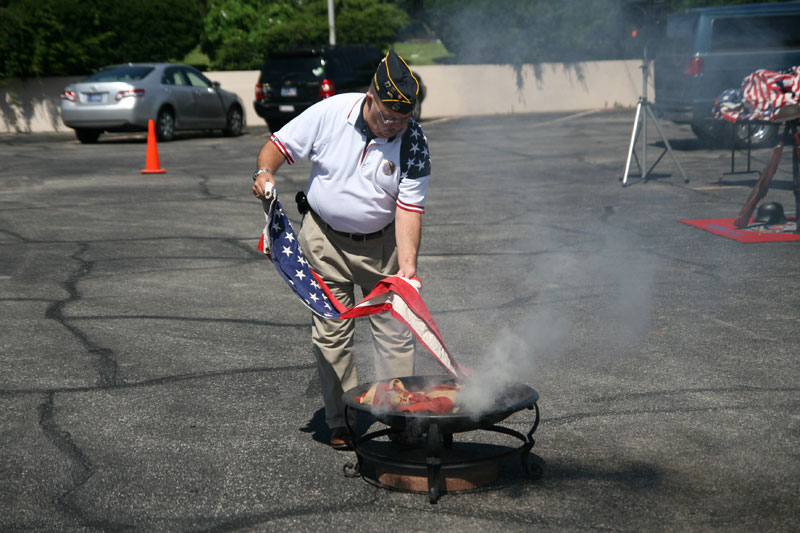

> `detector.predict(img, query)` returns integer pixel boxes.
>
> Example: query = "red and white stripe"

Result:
[270,135,295,164]
[741,68,800,118]
[396,199,424,214]
[340,276,463,377]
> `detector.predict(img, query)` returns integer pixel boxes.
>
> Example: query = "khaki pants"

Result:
[298,212,415,430]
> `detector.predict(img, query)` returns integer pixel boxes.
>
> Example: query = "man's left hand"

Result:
[396,266,416,279]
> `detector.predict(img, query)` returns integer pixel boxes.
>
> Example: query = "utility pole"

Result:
[327,0,336,45]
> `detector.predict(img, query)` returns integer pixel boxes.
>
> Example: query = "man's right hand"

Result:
[252,176,276,201]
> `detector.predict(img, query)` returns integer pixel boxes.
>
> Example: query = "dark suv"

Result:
[654,2,800,147]
[253,45,425,132]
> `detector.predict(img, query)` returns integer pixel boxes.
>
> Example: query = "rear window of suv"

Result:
[710,14,800,52]
[663,15,698,56]
[84,66,154,82]
[262,55,325,81]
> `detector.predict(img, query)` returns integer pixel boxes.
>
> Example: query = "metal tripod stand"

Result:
[621,47,689,186]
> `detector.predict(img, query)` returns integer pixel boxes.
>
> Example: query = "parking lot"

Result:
[1,111,798,531]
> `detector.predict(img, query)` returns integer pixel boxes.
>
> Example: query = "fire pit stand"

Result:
[341,378,541,504]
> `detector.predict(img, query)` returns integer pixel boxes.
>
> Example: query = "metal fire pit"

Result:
[342,375,541,503]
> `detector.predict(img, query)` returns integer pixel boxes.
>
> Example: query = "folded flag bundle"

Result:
[257,195,465,378]
[714,66,800,123]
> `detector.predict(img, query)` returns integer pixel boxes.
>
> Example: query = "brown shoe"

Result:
[330,427,353,451]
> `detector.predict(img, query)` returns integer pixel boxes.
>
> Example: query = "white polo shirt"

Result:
[270,93,431,234]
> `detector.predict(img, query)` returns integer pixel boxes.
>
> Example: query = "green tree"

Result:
[101,0,203,67]
[0,0,203,79]
[334,0,409,49]
[201,0,292,70]
[1,0,110,78]
[200,0,408,70]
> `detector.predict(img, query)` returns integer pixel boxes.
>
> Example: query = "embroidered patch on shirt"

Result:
[382,160,396,175]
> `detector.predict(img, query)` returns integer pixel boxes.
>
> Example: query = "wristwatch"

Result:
[252,168,273,181]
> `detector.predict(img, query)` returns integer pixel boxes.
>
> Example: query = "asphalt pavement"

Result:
[1,110,798,531]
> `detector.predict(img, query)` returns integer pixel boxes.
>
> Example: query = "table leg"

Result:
[792,123,800,233]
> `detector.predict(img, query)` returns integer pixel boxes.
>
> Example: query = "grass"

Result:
[180,44,211,69]
[389,41,454,66]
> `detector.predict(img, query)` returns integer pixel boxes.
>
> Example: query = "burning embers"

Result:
[352,376,537,421]
[355,378,461,414]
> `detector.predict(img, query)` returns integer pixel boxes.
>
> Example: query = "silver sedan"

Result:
[60,63,245,143]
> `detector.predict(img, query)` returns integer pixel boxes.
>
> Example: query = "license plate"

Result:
[280,87,297,97]
[278,105,295,113]
[86,93,104,103]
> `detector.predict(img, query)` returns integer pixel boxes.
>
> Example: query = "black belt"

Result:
[310,209,391,241]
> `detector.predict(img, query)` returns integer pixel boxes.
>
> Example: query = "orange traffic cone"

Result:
[140,119,166,174]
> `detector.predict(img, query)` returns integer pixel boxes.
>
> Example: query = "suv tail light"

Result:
[319,79,335,99]
[60,90,76,102]
[115,88,145,101]
[684,57,704,77]
[255,82,263,101]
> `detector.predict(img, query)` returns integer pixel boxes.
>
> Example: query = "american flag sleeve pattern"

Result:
[257,197,464,377]
[397,120,431,214]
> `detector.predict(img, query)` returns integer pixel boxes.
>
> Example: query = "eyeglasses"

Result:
[373,97,411,125]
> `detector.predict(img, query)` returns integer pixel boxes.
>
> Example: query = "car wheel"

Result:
[223,106,243,137]
[156,108,175,142]
[733,122,778,148]
[75,128,101,144]
[690,120,728,146]
[691,120,779,149]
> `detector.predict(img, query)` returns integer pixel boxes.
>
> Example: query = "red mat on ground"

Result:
[679,217,800,243]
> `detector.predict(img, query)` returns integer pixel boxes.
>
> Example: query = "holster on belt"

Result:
[295,191,309,215]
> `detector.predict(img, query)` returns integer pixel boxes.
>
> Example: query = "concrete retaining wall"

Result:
[0,60,648,133]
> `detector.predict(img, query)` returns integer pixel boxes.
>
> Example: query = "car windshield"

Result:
[83,66,154,82]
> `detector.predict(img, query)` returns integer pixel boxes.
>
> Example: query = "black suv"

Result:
[253,45,425,132]
[654,2,800,147]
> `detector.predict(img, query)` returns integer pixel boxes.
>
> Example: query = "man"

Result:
[251,51,430,450]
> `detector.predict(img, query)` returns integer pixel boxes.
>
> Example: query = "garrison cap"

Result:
[372,50,419,114]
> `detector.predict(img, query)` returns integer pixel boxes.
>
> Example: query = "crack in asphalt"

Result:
[30,242,130,529]
[0,227,28,242]
[67,314,306,327]
[22,235,314,530]
[38,392,134,531]
[198,173,225,200]
[44,242,121,388]
[1,362,317,397]
[37,391,93,522]
[545,400,800,427]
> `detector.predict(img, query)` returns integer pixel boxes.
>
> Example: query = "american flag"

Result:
[715,66,800,123]
[257,197,464,377]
